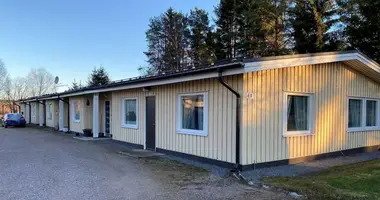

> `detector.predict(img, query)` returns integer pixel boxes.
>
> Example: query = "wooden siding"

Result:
[111,76,242,163]
[111,89,146,145]
[242,62,380,165]
[20,103,26,116]
[69,96,93,133]
[45,100,59,128]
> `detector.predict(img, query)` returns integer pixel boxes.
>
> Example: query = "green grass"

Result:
[264,159,380,200]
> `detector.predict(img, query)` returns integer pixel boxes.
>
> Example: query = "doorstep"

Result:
[73,136,112,141]
[118,149,164,159]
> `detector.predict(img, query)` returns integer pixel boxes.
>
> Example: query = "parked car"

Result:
[2,113,26,128]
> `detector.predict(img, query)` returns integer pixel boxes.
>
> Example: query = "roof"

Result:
[17,50,380,102]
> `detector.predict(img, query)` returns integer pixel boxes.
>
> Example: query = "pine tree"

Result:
[339,0,380,62]
[216,0,289,58]
[262,0,289,55]
[235,0,266,57]
[143,8,190,74]
[289,0,343,53]
[215,0,240,59]
[188,7,215,66]
[87,65,110,87]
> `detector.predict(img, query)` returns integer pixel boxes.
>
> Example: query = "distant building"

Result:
[0,100,19,117]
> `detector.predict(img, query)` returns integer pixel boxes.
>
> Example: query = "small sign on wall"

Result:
[246,92,254,100]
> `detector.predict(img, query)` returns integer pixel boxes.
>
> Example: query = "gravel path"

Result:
[0,127,290,200]
[242,150,380,184]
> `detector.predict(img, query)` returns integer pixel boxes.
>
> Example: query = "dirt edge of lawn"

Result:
[263,159,380,200]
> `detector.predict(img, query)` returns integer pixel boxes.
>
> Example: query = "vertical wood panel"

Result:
[110,76,241,163]
[242,62,380,165]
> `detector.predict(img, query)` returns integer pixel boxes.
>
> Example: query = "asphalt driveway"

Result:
[0,127,289,200]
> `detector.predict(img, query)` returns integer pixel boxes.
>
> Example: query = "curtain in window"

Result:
[125,100,137,125]
[348,99,362,128]
[74,102,80,120]
[181,95,204,130]
[366,100,377,126]
[287,95,308,131]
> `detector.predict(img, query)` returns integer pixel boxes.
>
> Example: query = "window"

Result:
[283,92,313,136]
[177,93,208,136]
[72,101,80,122]
[348,99,362,128]
[366,100,377,127]
[122,98,138,128]
[47,103,52,120]
[348,98,379,131]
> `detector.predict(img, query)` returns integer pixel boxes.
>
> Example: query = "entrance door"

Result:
[104,101,111,136]
[146,96,156,150]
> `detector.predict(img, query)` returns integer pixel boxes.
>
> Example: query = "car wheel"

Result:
[4,125,7,128]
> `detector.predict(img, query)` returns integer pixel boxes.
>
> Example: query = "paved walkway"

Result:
[242,151,380,184]
[0,127,290,200]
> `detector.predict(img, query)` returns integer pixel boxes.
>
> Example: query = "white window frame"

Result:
[121,97,138,129]
[347,97,380,132]
[176,92,208,136]
[72,101,81,123]
[283,92,314,137]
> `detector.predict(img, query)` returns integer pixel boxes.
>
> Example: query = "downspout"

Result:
[58,96,70,132]
[217,67,243,174]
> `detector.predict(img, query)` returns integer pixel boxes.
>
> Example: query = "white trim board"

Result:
[244,53,360,73]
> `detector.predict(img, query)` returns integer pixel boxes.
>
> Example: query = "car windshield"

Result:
[7,114,22,120]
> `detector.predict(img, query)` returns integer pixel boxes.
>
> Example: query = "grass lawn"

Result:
[264,159,380,200]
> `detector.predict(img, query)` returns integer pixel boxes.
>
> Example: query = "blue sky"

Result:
[0,0,218,91]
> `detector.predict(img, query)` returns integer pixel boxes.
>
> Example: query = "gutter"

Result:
[58,96,70,132]
[216,64,245,179]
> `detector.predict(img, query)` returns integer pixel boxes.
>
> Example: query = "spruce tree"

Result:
[87,66,110,87]
[71,79,79,90]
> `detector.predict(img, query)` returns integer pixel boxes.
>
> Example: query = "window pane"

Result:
[125,100,137,125]
[366,100,377,126]
[181,95,204,130]
[287,95,309,131]
[74,102,80,120]
[47,104,52,120]
[348,99,362,128]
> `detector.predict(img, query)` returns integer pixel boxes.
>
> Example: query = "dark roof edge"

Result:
[18,62,244,101]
